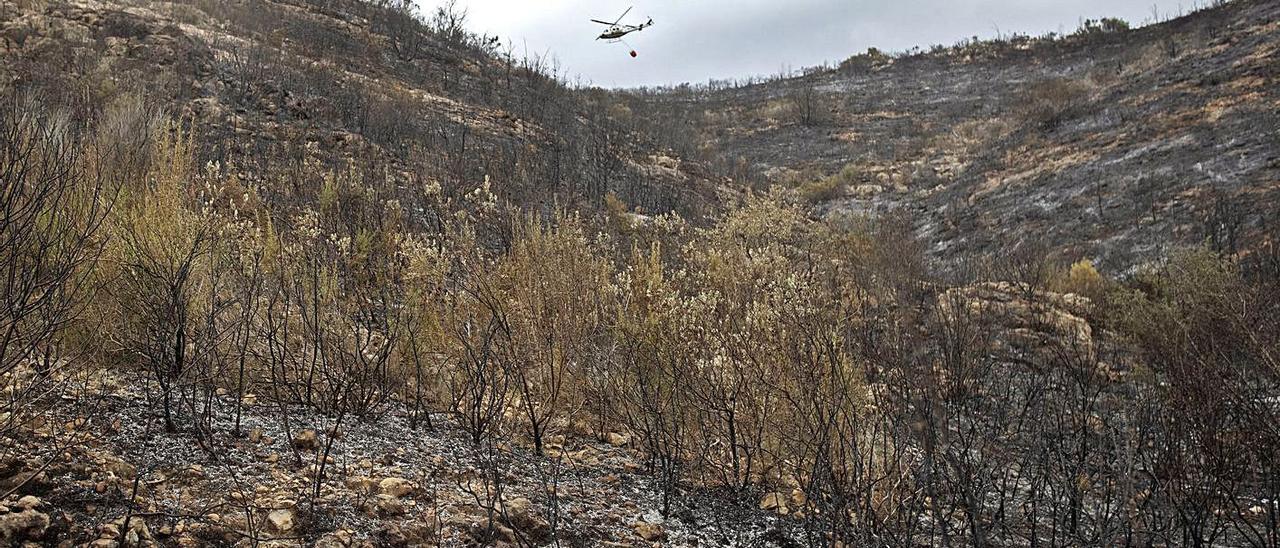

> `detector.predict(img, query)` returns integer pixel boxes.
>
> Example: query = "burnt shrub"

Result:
[97,11,152,41]
[1017,76,1095,131]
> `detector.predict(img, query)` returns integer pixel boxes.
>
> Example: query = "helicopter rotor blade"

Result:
[590,19,613,25]
[611,6,633,26]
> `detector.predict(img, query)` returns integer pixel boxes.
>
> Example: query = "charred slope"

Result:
[617,0,1279,271]
[0,0,723,222]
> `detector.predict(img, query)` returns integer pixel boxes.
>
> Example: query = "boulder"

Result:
[446,506,514,545]
[937,282,1096,359]
[292,429,319,451]
[105,458,138,480]
[633,521,666,542]
[760,492,786,512]
[267,508,295,533]
[345,475,377,494]
[119,517,152,542]
[379,516,437,547]
[544,434,566,449]
[378,477,415,498]
[851,184,885,198]
[315,529,353,548]
[504,497,549,540]
[98,523,121,540]
[13,496,40,511]
[790,488,807,507]
[606,432,631,447]
[366,494,405,516]
[0,509,50,543]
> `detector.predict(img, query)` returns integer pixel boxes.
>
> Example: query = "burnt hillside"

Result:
[0,0,723,221]
[2,1,1279,547]
[612,0,1279,272]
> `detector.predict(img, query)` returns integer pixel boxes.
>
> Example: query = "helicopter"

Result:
[592,7,653,42]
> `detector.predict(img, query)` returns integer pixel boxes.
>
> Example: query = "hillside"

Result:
[0,0,723,221]
[1,1,1278,547]
[614,0,1279,272]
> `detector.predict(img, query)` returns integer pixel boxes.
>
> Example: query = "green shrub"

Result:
[1050,258,1108,300]
[1074,18,1131,37]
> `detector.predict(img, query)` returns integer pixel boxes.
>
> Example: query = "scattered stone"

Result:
[248,427,263,443]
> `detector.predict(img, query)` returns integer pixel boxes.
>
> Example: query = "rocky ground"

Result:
[4,0,1264,545]
[0,369,800,547]
[0,280,1106,547]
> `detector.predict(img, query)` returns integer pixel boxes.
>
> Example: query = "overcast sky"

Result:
[427,0,1203,88]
